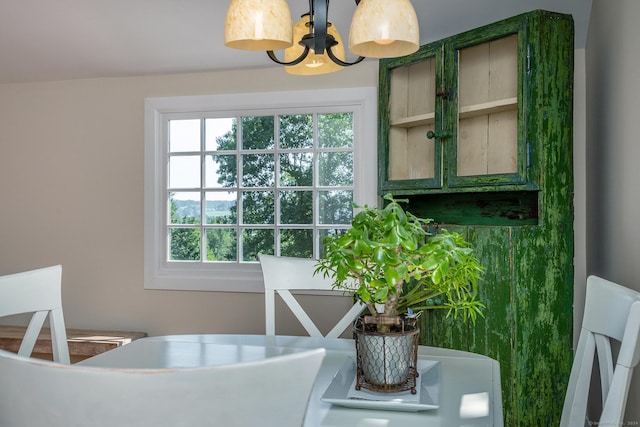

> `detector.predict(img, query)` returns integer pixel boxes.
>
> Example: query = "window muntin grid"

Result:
[166,111,354,264]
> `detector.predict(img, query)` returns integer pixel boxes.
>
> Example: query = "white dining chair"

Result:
[560,275,640,426]
[0,346,325,427]
[258,253,365,338]
[0,265,70,364]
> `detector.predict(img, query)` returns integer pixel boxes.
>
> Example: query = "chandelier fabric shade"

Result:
[224,0,293,51]
[223,0,420,75]
[349,0,420,58]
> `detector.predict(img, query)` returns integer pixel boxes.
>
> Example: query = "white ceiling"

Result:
[0,0,592,84]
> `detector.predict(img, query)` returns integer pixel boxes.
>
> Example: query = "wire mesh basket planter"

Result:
[353,315,420,394]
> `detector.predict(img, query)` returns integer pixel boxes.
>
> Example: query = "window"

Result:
[145,88,377,292]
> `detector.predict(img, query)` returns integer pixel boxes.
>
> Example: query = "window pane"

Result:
[319,190,353,224]
[205,191,237,225]
[169,155,200,188]
[280,190,312,224]
[205,118,236,151]
[206,155,237,188]
[169,119,200,152]
[242,116,274,149]
[279,114,313,149]
[242,154,274,187]
[169,227,201,261]
[206,228,237,261]
[318,113,353,148]
[279,152,313,186]
[242,191,274,224]
[319,152,353,186]
[280,229,313,258]
[169,192,201,225]
[160,103,358,268]
[242,229,274,261]
[319,228,348,258]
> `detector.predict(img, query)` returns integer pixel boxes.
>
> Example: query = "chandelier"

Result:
[224,0,420,75]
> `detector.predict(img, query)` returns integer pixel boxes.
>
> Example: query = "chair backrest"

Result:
[0,265,70,364]
[258,253,365,338]
[561,275,640,427]
[0,347,325,427]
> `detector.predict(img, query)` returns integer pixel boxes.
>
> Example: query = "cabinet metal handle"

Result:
[426,131,452,140]
[436,85,450,100]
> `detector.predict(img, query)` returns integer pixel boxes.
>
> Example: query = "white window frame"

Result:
[144,88,378,292]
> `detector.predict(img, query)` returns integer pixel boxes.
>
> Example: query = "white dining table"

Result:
[78,334,503,427]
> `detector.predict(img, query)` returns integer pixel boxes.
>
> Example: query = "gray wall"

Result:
[586,0,640,422]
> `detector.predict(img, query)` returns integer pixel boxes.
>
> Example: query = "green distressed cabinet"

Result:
[378,10,574,426]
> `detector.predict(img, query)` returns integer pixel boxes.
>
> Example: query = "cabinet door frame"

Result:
[378,43,444,192]
[446,15,532,189]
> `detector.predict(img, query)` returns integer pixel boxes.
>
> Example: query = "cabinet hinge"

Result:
[526,141,532,169]
[526,46,531,74]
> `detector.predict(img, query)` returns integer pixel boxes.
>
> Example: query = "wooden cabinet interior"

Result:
[457,34,518,177]
[383,26,531,195]
[388,58,436,181]
[385,33,520,184]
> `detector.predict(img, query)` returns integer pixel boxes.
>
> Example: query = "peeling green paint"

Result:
[380,10,574,426]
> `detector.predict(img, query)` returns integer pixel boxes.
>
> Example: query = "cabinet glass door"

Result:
[382,47,442,191]
[450,31,526,187]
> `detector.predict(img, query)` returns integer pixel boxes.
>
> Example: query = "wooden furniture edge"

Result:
[0,325,147,361]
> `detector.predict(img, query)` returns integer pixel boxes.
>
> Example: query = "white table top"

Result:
[79,334,503,427]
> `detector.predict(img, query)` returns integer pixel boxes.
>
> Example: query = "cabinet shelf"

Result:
[458,97,517,119]
[390,112,435,128]
[389,97,517,127]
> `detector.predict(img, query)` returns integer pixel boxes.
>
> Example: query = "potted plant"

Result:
[315,193,484,392]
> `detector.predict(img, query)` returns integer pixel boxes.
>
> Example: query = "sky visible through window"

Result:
[169,117,236,202]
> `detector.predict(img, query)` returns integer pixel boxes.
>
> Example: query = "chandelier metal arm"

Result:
[326,47,365,67]
[266,47,311,66]
[265,0,366,68]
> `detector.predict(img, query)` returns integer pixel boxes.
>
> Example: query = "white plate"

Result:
[321,358,440,412]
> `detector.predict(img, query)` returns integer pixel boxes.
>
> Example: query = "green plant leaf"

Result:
[384,266,398,286]
[373,246,386,265]
[374,287,389,301]
[400,236,417,251]
[432,267,442,284]
[421,258,441,271]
